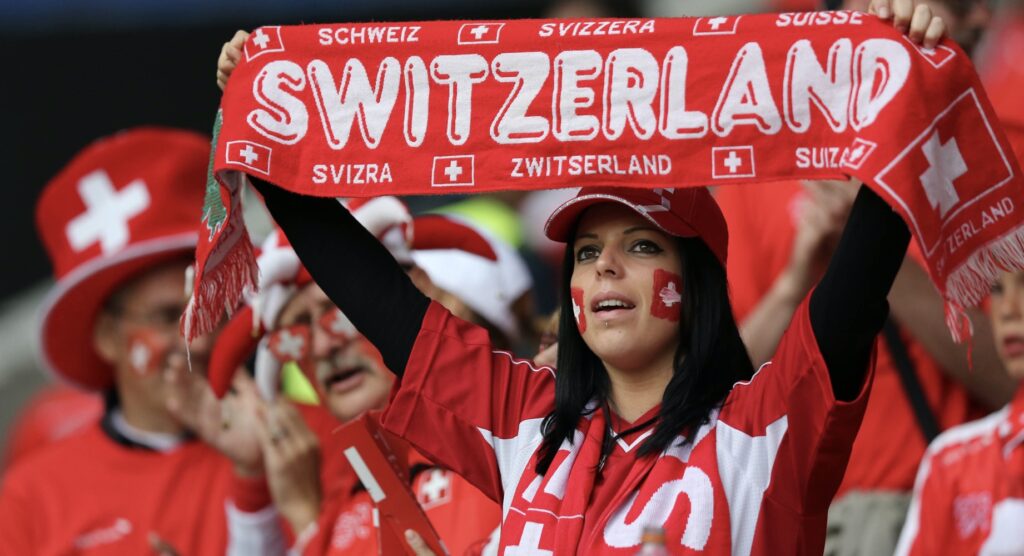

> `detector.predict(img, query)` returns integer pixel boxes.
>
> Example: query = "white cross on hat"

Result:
[65,170,150,254]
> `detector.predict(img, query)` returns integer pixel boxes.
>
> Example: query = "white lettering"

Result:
[713,43,783,135]
[552,50,602,141]
[431,54,489,145]
[491,52,551,144]
[850,38,910,131]
[308,57,401,149]
[658,46,709,139]
[248,60,309,144]
[603,48,659,140]
[784,39,852,132]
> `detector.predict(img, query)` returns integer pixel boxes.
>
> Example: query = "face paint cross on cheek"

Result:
[651,269,683,322]
[571,287,587,333]
[319,308,357,341]
[127,329,169,376]
[269,324,312,363]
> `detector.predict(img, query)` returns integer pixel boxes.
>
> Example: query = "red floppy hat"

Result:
[544,186,729,266]
[35,128,210,391]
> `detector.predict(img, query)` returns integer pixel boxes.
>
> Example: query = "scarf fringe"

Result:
[944,223,1024,343]
[182,232,258,344]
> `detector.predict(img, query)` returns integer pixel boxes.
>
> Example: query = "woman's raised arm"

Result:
[252,180,430,377]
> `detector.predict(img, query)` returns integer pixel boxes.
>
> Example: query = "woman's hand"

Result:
[255,398,322,534]
[217,30,249,91]
[869,0,947,48]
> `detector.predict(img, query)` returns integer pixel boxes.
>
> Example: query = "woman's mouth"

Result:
[591,294,636,321]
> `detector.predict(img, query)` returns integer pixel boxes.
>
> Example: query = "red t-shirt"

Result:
[0,423,247,555]
[716,181,983,495]
[894,386,1024,555]
[382,299,872,554]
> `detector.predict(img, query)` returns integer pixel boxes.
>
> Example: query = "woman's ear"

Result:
[93,311,121,365]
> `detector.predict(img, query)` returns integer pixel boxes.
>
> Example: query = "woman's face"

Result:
[991,270,1024,381]
[570,203,684,374]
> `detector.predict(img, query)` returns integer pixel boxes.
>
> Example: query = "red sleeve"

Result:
[382,301,556,503]
[721,295,875,512]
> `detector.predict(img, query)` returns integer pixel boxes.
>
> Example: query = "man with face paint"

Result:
[208,203,507,555]
[0,128,284,555]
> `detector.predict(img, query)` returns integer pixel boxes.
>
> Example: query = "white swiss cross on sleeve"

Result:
[919,131,966,218]
[65,170,150,254]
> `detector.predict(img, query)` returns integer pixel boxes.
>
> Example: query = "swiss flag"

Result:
[431,155,475,187]
[875,89,1014,254]
[903,36,956,69]
[711,146,756,179]
[415,469,453,509]
[226,140,272,175]
[458,23,504,44]
[693,16,741,36]
[244,26,285,61]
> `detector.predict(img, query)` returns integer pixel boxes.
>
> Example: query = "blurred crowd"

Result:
[1,0,1023,555]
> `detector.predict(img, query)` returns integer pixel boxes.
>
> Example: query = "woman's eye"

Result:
[990,282,1004,296]
[630,239,662,254]
[576,245,599,262]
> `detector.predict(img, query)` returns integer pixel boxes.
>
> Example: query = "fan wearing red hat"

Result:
[0,128,284,555]
[206,201,503,555]
[216,4,945,552]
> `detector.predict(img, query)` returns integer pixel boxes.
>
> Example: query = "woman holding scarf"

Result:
[216,1,948,552]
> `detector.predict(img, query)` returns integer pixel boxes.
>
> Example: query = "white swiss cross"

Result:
[506,523,553,556]
[251,28,271,49]
[239,144,259,165]
[919,130,966,218]
[130,341,151,375]
[469,25,491,39]
[443,160,464,182]
[708,16,729,30]
[724,151,743,173]
[419,469,450,505]
[66,170,150,254]
[660,282,681,307]
[275,329,306,360]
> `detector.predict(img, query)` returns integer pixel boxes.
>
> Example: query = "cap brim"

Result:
[37,234,197,391]
[543,193,699,243]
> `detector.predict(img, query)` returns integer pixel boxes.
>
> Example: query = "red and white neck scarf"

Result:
[186,13,1024,343]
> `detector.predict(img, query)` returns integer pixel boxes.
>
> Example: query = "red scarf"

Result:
[185,13,1024,343]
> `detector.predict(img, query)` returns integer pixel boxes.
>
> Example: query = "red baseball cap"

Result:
[544,187,729,266]
[36,128,210,391]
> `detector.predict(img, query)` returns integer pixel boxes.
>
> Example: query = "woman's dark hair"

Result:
[534,230,754,475]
